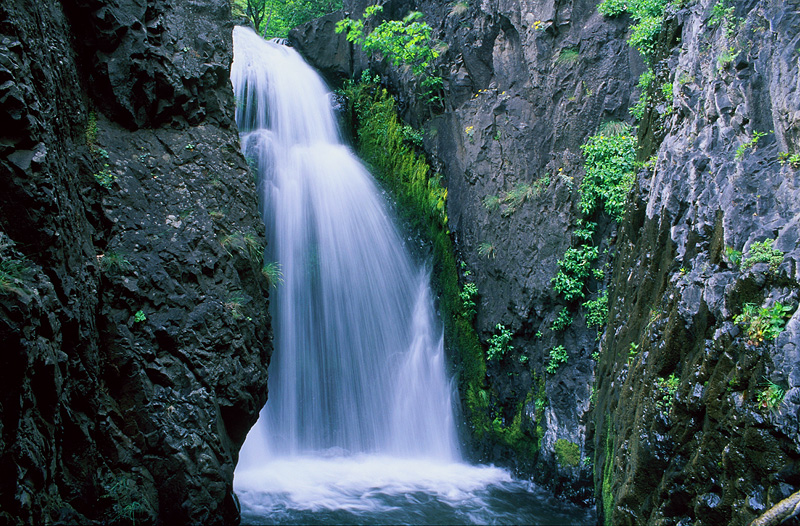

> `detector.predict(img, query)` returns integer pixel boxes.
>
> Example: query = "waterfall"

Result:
[231,26,458,462]
[229,27,596,526]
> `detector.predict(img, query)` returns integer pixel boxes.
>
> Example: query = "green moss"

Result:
[601,415,615,526]
[342,77,493,443]
[554,438,580,467]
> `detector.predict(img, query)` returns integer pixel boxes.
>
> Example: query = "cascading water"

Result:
[230,26,594,525]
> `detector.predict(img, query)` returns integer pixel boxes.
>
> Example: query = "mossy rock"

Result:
[554,438,580,467]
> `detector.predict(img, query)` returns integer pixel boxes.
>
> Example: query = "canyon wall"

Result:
[0,0,270,523]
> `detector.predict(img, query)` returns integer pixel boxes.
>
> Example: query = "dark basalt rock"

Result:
[0,0,270,523]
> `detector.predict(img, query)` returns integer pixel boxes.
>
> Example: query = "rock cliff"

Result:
[291,0,800,521]
[0,0,270,523]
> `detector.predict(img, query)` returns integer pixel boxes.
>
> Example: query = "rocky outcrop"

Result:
[594,1,800,523]
[0,0,270,524]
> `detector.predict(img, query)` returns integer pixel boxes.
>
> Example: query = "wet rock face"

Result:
[594,0,800,524]
[0,0,270,524]
[63,0,236,130]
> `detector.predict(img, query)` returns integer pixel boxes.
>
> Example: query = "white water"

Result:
[229,27,593,525]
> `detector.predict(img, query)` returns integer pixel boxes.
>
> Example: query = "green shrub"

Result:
[757,380,785,412]
[734,302,794,346]
[552,245,599,301]
[487,323,513,360]
[0,258,32,295]
[98,251,132,274]
[460,281,478,320]
[477,242,496,259]
[134,310,146,323]
[598,0,673,63]
[579,133,637,222]
[725,246,742,266]
[741,238,783,271]
[221,231,265,268]
[735,130,767,160]
[717,47,740,69]
[551,307,573,332]
[778,152,800,169]
[336,6,443,106]
[261,262,284,287]
[555,48,580,65]
[584,290,609,328]
[655,373,679,412]
[546,345,569,374]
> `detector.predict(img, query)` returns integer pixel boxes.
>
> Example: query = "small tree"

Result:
[336,6,444,109]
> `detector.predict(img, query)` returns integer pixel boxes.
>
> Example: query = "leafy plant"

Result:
[579,133,636,222]
[478,242,496,259]
[778,152,800,169]
[710,0,734,27]
[483,194,501,211]
[225,294,249,320]
[584,290,609,328]
[546,345,569,374]
[221,231,265,267]
[460,282,478,320]
[261,261,284,287]
[551,307,573,332]
[233,0,343,39]
[574,220,596,241]
[401,124,424,147]
[484,177,550,216]
[630,70,655,119]
[757,379,786,412]
[336,6,443,106]
[105,477,144,525]
[735,130,767,160]
[734,302,794,346]
[555,48,580,65]
[487,323,513,360]
[741,238,783,271]
[0,258,32,295]
[134,310,146,323]
[552,245,599,301]
[628,342,639,363]
[717,47,740,69]
[709,0,739,38]
[598,0,674,63]
[655,373,679,412]
[98,252,133,274]
[725,246,742,267]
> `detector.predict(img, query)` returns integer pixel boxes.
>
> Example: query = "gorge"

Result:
[1,0,799,525]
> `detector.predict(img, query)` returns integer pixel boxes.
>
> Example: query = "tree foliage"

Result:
[335,6,443,107]
[233,0,343,39]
